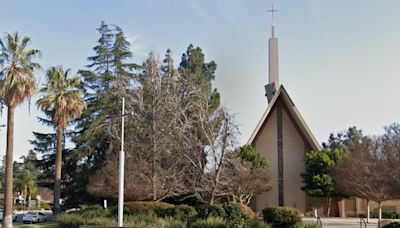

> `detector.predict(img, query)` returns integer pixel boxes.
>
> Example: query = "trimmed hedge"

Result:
[262,206,301,227]
[113,201,175,215]
[197,204,226,219]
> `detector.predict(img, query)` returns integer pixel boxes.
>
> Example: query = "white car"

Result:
[22,211,47,223]
[0,209,17,222]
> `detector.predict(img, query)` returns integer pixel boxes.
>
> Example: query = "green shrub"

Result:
[85,217,114,226]
[56,213,86,228]
[124,214,184,227]
[238,203,257,220]
[223,202,244,227]
[116,201,175,215]
[158,204,197,221]
[371,210,400,219]
[161,217,187,228]
[197,204,226,219]
[57,213,186,228]
[302,223,322,228]
[245,220,271,228]
[383,222,400,228]
[38,202,52,210]
[124,213,158,225]
[262,206,301,228]
[57,206,114,228]
[75,205,111,218]
[192,217,226,228]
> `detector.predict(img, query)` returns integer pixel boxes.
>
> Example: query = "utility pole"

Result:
[118,97,125,227]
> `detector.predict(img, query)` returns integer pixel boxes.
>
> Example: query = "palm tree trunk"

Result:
[24,184,27,207]
[3,106,14,228]
[53,126,63,217]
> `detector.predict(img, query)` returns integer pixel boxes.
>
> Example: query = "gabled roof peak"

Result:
[248,85,321,151]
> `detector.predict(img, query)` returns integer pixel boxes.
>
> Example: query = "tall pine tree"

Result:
[65,22,135,208]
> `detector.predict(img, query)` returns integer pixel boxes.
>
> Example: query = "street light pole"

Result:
[118,97,125,227]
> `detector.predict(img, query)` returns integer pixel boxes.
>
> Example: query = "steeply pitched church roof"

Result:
[248,85,321,151]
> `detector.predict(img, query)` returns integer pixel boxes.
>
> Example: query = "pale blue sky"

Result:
[1,0,400,160]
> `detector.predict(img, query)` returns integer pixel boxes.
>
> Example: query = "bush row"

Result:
[118,201,255,226]
[57,213,186,228]
[371,210,400,219]
[57,202,311,228]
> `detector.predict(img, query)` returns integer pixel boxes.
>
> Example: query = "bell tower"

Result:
[265,4,279,103]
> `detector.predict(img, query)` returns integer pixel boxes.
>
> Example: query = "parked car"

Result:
[0,209,17,222]
[22,211,46,223]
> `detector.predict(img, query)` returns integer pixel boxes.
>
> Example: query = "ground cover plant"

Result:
[383,222,400,228]
[371,210,400,219]
[16,223,59,228]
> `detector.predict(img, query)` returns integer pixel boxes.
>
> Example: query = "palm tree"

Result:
[0,32,40,228]
[37,66,86,217]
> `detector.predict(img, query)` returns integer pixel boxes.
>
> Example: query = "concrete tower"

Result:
[265,5,279,103]
[269,25,279,90]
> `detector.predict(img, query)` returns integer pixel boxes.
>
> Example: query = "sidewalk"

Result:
[303,217,385,228]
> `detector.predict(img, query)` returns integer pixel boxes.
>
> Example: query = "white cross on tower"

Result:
[268,3,279,26]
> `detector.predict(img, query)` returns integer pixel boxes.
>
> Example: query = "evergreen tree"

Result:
[301,149,345,217]
[86,21,114,91]
[64,22,135,208]
[162,49,175,78]
[31,129,80,195]
[30,131,57,186]
[179,44,220,109]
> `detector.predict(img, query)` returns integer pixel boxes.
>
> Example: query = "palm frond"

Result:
[0,32,41,107]
[37,66,86,129]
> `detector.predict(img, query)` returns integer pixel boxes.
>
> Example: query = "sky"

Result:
[1,0,400,161]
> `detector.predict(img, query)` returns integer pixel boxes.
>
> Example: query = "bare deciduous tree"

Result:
[199,109,239,205]
[86,51,262,207]
[225,158,270,205]
[332,125,400,227]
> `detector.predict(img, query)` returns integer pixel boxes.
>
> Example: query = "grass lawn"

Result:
[15,222,59,228]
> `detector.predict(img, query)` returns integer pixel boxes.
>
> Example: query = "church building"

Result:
[248,21,322,214]
[248,10,400,218]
